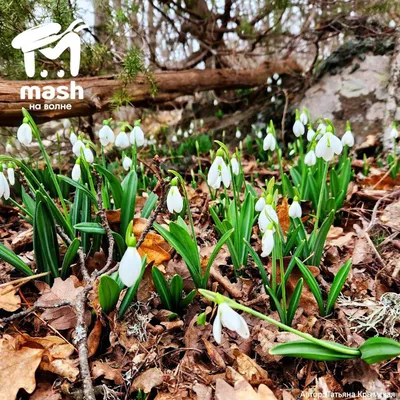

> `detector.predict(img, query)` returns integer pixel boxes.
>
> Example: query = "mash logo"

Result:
[12,19,88,105]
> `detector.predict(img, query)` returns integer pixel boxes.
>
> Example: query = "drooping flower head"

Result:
[130,121,145,147]
[261,223,275,257]
[17,118,33,146]
[72,135,85,157]
[83,146,94,164]
[258,193,279,232]
[72,158,81,181]
[167,177,183,214]
[99,120,115,146]
[0,164,10,200]
[304,149,317,166]
[69,131,78,146]
[315,124,343,162]
[7,163,15,186]
[289,196,302,219]
[390,122,399,139]
[123,155,132,171]
[115,130,130,149]
[293,109,305,137]
[207,149,231,190]
[300,109,308,125]
[231,154,240,175]
[341,121,354,147]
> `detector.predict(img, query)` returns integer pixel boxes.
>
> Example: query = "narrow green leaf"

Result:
[140,192,158,219]
[93,164,123,209]
[326,259,351,315]
[98,275,121,314]
[359,337,400,364]
[0,243,33,276]
[286,278,303,326]
[152,266,172,310]
[170,274,183,311]
[243,238,270,288]
[74,222,106,234]
[120,170,138,239]
[58,175,97,205]
[180,289,196,309]
[310,211,335,267]
[60,238,80,279]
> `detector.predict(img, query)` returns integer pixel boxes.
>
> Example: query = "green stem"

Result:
[313,161,329,234]
[278,237,286,315]
[276,148,286,197]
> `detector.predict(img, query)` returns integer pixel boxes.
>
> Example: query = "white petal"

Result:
[213,309,223,344]
[231,158,239,175]
[123,156,132,171]
[342,131,354,147]
[219,303,241,331]
[331,134,343,155]
[119,247,142,287]
[315,134,328,158]
[235,313,250,339]
[265,204,279,224]
[221,161,231,188]
[17,123,32,146]
[3,177,10,200]
[390,128,399,139]
[70,132,78,145]
[0,173,4,198]
[307,129,316,142]
[115,132,130,149]
[167,187,177,213]
[72,140,85,157]
[6,143,13,153]
[261,229,274,257]
[172,189,183,213]
[300,112,308,125]
[304,150,316,166]
[207,159,220,188]
[293,120,305,137]
[322,145,334,161]
[72,164,81,181]
[255,197,266,212]
[84,148,94,163]
[289,201,302,218]
[7,168,15,186]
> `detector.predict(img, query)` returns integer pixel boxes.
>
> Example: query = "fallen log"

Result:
[0,59,302,126]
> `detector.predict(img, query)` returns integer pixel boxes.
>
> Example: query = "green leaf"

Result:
[112,231,126,260]
[60,238,80,279]
[295,257,325,316]
[244,238,270,288]
[286,278,303,326]
[93,164,123,209]
[359,337,400,364]
[140,192,158,218]
[120,170,138,239]
[270,340,356,361]
[57,175,97,205]
[119,255,147,318]
[0,243,33,276]
[34,195,60,280]
[152,266,172,310]
[264,285,286,325]
[326,259,351,315]
[238,192,254,266]
[74,222,106,234]
[98,275,121,314]
[180,289,196,309]
[21,188,36,218]
[170,274,183,311]
[310,210,335,267]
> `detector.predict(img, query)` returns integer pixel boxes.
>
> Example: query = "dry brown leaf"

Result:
[193,383,212,400]
[0,285,21,312]
[92,361,124,385]
[28,382,62,400]
[352,236,374,266]
[381,201,400,231]
[38,277,85,330]
[202,337,226,369]
[0,334,44,400]
[87,319,102,358]
[130,367,164,393]
[232,349,271,386]
[277,198,290,235]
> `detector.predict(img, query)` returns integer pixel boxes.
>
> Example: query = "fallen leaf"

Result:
[232,349,271,385]
[87,319,102,358]
[202,337,226,369]
[92,361,124,385]
[381,201,400,231]
[130,367,164,393]
[193,383,212,400]
[277,198,290,235]
[28,382,62,400]
[0,334,44,400]
[0,285,21,312]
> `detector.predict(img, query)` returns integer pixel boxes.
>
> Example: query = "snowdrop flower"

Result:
[177,128,182,136]
[255,196,266,212]
[83,147,94,164]
[72,160,81,181]
[289,149,295,156]
[17,119,33,146]
[231,155,240,175]
[62,119,71,130]
[0,168,10,200]
[115,131,130,149]
[300,111,308,125]
[390,123,398,139]
[263,132,276,151]
[99,123,115,146]
[69,131,78,146]
[7,164,15,186]
[293,110,305,137]
[271,96,276,103]
[189,121,195,131]
[304,150,317,166]
[258,200,279,232]
[5,143,13,153]
[307,127,316,142]
[273,73,279,80]
[213,302,250,344]
[315,128,343,162]
[72,137,85,157]
[130,124,145,147]
[167,178,183,213]
[213,99,219,106]
[257,130,263,139]
[119,246,142,287]
[123,156,132,171]
[172,135,177,142]
[267,77,272,84]
[267,86,272,93]
[317,122,327,135]
[207,150,231,189]
[289,197,302,219]
[342,130,354,147]
[235,129,241,139]
[184,131,189,138]
[261,225,275,257]
[277,78,282,85]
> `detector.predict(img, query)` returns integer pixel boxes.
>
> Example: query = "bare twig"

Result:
[366,189,400,232]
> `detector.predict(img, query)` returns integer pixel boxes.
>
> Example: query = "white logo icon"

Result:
[12,19,88,78]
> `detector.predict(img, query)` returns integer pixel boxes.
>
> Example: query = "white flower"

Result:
[213,302,250,344]
[184,131,189,138]
[130,126,145,147]
[7,167,15,186]
[263,133,276,151]
[5,143,13,153]
[172,135,177,142]
[255,197,266,212]
[167,186,183,213]
[177,128,182,136]
[307,128,316,142]
[119,246,142,287]
[289,199,302,219]
[83,147,94,164]
[342,130,354,147]
[72,139,85,157]
[271,96,276,103]
[62,119,71,130]
[300,112,308,125]
[293,120,305,137]
[304,150,317,166]
[213,99,218,106]
[70,132,78,146]
[267,86,272,92]
[261,228,274,257]
[17,123,32,146]
[317,123,327,134]
[123,156,132,171]
[257,131,263,139]
[231,157,240,175]
[390,127,399,139]
[0,172,10,200]
[315,131,343,162]
[99,125,115,146]
[258,204,278,232]
[267,77,272,84]
[115,132,130,149]
[72,162,81,181]
[236,130,241,139]
[207,155,231,190]
[273,73,279,80]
